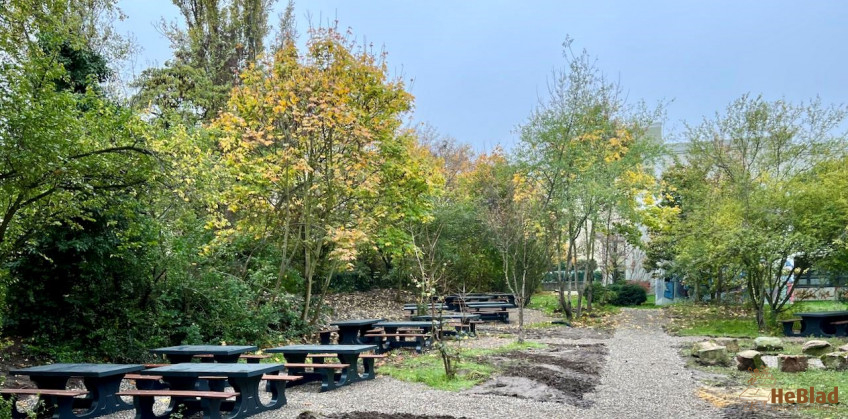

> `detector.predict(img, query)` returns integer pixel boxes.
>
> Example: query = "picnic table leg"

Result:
[782,320,797,337]
[128,393,160,419]
[336,354,360,384]
[336,328,359,345]
[29,377,74,418]
[261,373,289,408]
[227,376,266,419]
[73,376,134,418]
[159,377,204,417]
[361,358,377,380]
[281,354,314,386]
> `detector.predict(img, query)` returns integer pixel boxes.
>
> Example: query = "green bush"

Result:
[590,282,612,305]
[608,283,647,306]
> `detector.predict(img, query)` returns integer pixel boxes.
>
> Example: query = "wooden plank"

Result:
[359,354,387,359]
[261,374,302,381]
[0,389,87,397]
[283,363,348,368]
[124,374,163,380]
[116,390,237,399]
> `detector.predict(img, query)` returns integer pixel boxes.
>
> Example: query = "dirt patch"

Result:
[466,343,607,408]
[297,412,469,419]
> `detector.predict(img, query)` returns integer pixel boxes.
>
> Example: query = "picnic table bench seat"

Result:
[117,390,237,419]
[283,363,349,392]
[1,389,89,419]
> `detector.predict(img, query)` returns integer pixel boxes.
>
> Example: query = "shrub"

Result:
[608,283,647,306]
[590,282,612,305]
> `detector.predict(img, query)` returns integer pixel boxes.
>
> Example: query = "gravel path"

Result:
[101,308,722,419]
[583,308,722,418]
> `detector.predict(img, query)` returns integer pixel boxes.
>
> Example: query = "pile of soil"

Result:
[298,412,469,419]
[465,343,607,408]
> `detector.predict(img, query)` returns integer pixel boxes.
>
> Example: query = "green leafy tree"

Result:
[132,0,279,125]
[683,95,847,328]
[0,0,155,259]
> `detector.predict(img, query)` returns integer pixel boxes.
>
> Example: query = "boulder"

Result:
[838,344,848,352]
[736,350,765,371]
[714,338,739,352]
[697,345,729,366]
[754,336,783,351]
[820,352,848,370]
[801,340,832,356]
[778,354,808,373]
[692,341,720,357]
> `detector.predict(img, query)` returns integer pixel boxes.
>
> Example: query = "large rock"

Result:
[802,340,832,356]
[697,345,729,366]
[714,338,739,352]
[736,350,765,371]
[838,344,848,352]
[754,336,783,351]
[778,354,808,373]
[692,341,720,357]
[820,352,848,370]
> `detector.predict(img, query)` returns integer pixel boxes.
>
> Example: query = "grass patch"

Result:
[380,341,546,391]
[527,292,564,316]
[666,300,848,338]
[665,303,765,338]
[380,352,494,391]
[782,301,848,317]
[528,292,620,329]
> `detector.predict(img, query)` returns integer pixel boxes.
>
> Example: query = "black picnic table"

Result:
[785,311,848,337]
[149,345,258,363]
[411,313,482,334]
[371,321,437,352]
[265,344,378,391]
[8,363,144,418]
[140,362,288,419]
[329,319,384,344]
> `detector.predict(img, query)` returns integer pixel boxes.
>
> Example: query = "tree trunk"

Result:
[557,232,573,321]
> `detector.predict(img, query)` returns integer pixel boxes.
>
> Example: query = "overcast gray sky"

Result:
[116,0,848,151]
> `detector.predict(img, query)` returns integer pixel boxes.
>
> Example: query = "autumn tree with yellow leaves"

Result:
[213,28,440,322]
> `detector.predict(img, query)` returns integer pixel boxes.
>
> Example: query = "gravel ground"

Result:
[94,308,723,419]
[583,308,722,419]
